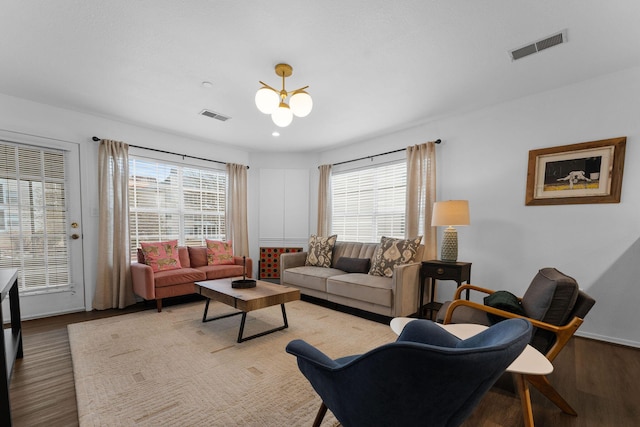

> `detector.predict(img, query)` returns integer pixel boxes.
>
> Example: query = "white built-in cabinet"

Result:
[259,169,309,246]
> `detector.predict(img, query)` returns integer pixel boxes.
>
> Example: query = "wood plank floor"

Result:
[7,301,640,427]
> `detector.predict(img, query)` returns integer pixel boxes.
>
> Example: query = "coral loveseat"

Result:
[131,246,252,312]
[280,240,423,317]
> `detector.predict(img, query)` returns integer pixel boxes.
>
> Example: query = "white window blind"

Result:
[0,142,71,293]
[332,161,406,242]
[129,157,226,257]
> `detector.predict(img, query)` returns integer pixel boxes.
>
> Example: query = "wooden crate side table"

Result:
[419,260,471,319]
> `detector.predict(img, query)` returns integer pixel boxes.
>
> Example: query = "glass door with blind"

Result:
[0,136,84,319]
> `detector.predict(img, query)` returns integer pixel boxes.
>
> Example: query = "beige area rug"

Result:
[68,300,397,426]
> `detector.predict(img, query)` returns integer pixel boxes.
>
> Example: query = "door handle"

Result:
[71,234,80,240]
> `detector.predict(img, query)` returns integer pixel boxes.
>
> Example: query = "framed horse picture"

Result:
[525,137,626,206]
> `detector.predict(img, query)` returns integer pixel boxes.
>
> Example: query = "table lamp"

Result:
[431,200,470,262]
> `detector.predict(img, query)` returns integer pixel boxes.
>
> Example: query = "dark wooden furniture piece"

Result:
[419,260,471,319]
[1,268,22,427]
[195,277,300,343]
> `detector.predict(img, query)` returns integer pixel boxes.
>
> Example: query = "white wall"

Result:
[2,62,639,347]
[319,65,640,348]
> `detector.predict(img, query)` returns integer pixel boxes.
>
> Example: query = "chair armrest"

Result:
[453,284,496,300]
[280,252,307,271]
[285,339,340,369]
[443,299,584,361]
[232,256,253,278]
[390,262,421,317]
[130,262,155,299]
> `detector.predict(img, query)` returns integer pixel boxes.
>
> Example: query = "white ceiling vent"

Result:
[199,109,230,121]
[509,29,567,61]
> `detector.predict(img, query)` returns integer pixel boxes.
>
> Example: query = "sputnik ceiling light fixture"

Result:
[255,63,312,127]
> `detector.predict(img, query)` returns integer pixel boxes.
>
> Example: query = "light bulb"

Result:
[290,91,313,117]
[271,102,293,127]
[255,87,279,114]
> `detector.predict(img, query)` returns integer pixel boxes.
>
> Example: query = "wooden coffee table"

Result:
[194,278,300,343]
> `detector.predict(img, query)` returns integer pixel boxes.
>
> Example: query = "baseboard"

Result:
[576,331,640,349]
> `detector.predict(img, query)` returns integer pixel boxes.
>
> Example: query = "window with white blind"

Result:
[0,142,71,293]
[331,160,406,242]
[129,157,226,257]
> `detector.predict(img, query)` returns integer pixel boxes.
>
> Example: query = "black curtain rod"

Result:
[92,136,249,169]
[330,139,441,167]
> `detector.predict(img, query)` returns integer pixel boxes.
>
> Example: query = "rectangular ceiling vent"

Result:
[199,109,230,121]
[509,29,567,61]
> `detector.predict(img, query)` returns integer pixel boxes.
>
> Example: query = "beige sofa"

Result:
[280,241,423,317]
[131,246,252,312]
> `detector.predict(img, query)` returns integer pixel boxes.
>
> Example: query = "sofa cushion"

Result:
[305,234,337,267]
[334,257,371,274]
[206,239,235,265]
[153,267,206,288]
[188,246,208,267]
[327,273,393,307]
[140,240,182,272]
[195,264,245,280]
[283,266,344,292]
[369,236,422,278]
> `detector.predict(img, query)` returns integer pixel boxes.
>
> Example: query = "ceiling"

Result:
[2,1,640,153]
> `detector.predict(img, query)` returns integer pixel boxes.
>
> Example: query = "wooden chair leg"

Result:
[156,298,162,312]
[312,402,327,427]
[513,374,535,427]
[526,374,578,416]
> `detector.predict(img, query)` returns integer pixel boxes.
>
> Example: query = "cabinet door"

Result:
[259,169,309,241]
[259,169,285,239]
[284,169,309,240]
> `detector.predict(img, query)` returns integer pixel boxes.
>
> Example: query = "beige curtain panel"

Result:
[94,139,136,310]
[317,164,332,236]
[406,141,437,261]
[226,163,249,257]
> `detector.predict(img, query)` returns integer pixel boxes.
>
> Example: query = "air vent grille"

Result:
[509,29,567,61]
[199,109,230,121]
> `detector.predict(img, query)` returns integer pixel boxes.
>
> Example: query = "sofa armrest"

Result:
[232,256,253,278]
[390,262,421,317]
[280,252,307,271]
[130,262,155,299]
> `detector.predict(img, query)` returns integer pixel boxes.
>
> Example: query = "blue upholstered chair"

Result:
[286,318,532,427]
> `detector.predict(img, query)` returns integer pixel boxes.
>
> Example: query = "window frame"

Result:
[128,153,227,257]
[330,155,407,243]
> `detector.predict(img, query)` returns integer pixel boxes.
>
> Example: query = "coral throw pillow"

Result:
[369,236,422,278]
[140,240,182,272]
[206,240,235,265]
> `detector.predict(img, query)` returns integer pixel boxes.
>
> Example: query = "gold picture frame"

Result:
[525,137,626,206]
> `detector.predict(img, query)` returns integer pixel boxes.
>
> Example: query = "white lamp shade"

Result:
[271,103,293,127]
[289,91,313,117]
[431,200,470,226]
[255,87,279,114]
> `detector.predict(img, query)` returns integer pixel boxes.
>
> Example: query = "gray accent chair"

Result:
[436,267,596,417]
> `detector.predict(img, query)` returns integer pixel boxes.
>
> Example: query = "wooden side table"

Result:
[419,260,471,319]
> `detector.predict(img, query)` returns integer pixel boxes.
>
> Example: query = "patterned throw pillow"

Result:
[140,240,182,273]
[369,236,422,278]
[305,234,338,267]
[206,240,235,265]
